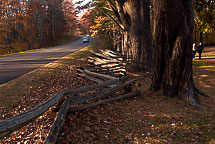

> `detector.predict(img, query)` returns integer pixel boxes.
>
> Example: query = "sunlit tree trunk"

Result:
[127,0,152,70]
[107,0,152,71]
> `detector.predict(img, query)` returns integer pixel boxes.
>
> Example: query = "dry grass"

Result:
[0,35,80,57]
[0,36,89,115]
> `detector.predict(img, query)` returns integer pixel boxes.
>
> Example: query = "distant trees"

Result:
[80,11,93,34]
[0,0,77,55]
[194,0,215,43]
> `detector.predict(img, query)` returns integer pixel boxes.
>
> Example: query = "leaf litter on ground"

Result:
[1,42,215,143]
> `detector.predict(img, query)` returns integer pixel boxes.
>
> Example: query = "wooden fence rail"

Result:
[0,89,70,139]
[0,76,127,138]
[45,97,71,144]
[0,49,140,143]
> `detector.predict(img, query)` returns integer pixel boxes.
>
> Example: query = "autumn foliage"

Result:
[0,0,77,55]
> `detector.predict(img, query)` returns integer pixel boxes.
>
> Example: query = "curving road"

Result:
[0,37,93,85]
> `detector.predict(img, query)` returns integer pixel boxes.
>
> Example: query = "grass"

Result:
[125,47,215,143]
[0,35,90,113]
[0,35,80,57]
[0,36,107,115]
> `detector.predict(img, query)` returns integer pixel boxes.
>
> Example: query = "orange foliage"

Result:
[0,0,78,55]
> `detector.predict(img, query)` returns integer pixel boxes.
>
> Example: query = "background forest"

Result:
[1,0,215,56]
[0,0,77,55]
[83,0,215,47]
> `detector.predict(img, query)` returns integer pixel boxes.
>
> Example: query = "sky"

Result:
[73,0,92,5]
[73,0,92,17]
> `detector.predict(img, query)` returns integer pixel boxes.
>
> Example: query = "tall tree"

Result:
[80,11,93,34]
[150,0,207,109]
[0,0,78,55]
[104,0,152,71]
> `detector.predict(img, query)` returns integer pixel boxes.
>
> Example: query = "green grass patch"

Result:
[0,48,47,57]
[0,35,80,57]
[193,61,215,67]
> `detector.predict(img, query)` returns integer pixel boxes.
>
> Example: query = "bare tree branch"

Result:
[102,10,125,31]
[114,0,130,29]
[107,0,122,24]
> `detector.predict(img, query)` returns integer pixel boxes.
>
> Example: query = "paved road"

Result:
[0,37,93,85]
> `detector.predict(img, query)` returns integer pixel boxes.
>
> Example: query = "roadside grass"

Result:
[0,36,94,116]
[0,35,80,57]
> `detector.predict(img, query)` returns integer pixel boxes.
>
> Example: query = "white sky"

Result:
[73,0,92,5]
[73,0,92,17]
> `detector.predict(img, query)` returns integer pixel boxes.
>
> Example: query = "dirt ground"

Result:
[1,42,215,143]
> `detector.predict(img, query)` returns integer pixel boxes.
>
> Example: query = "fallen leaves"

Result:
[0,56,95,143]
[1,47,215,143]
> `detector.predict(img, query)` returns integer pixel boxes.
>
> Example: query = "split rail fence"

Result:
[0,49,139,143]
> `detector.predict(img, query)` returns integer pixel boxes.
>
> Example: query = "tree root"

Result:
[187,88,203,111]
[186,80,208,111]
[194,86,209,97]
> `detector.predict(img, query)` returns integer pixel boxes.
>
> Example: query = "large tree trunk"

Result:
[200,31,203,43]
[127,0,152,71]
[194,24,197,43]
[150,0,204,109]
[122,31,130,61]
[108,0,152,71]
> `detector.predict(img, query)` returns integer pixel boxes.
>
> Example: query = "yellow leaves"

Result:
[16,13,24,18]
[94,16,107,24]
[89,16,108,37]
[195,16,215,33]
[90,24,102,30]
[90,30,98,38]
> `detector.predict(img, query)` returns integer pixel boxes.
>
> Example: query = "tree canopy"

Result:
[0,0,78,55]
[194,0,215,33]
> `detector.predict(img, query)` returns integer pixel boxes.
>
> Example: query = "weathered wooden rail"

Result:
[0,49,139,144]
[78,49,127,80]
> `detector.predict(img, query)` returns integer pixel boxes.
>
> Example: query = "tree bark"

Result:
[200,31,203,43]
[194,24,197,43]
[40,15,45,44]
[122,31,130,60]
[127,0,152,71]
[150,0,203,109]
[108,0,152,71]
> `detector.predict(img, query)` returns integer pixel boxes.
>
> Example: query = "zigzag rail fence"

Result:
[0,49,139,144]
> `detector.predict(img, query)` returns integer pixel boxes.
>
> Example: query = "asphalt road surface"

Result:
[0,37,93,85]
